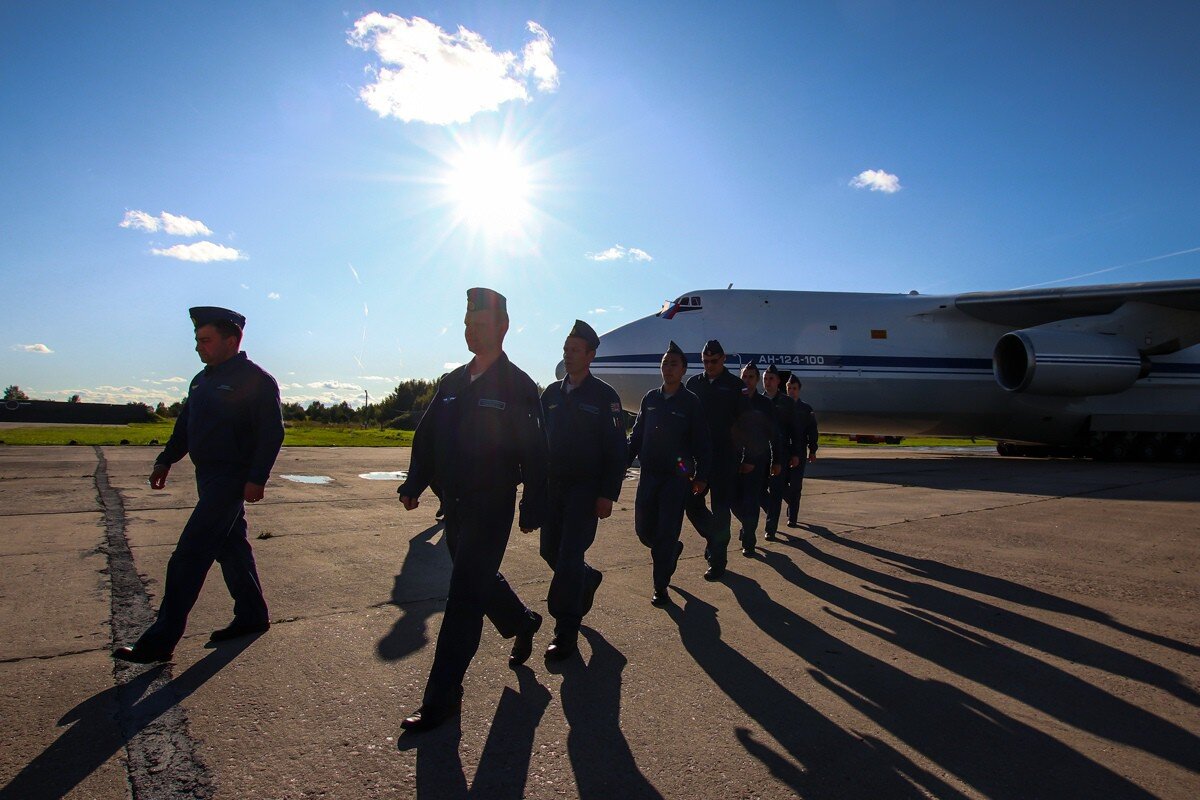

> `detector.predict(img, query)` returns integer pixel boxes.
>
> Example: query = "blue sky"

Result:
[3,1,1198,406]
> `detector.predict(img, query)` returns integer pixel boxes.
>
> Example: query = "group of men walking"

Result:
[113,289,818,738]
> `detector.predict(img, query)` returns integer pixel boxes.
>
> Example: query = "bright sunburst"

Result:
[443,142,534,238]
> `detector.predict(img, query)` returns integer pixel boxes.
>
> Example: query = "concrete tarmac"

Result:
[0,445,1197,799]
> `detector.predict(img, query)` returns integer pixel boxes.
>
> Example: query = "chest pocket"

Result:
[479,398,507,410]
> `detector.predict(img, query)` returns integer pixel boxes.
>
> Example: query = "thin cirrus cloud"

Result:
[151,242,246,262]
[267,292,281,300]
[850,169,902,193]
[120,210,213,236]
[348,14,559,125]
[586,245,653,263]
[12,343,54,354]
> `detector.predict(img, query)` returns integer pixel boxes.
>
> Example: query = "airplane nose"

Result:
[555,360,566,380]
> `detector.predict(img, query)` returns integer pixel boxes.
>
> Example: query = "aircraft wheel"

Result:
[997,442,1016,457]
[1133,435,1160,462]
[1163,435,1190,462]
[1102,435,1131,462]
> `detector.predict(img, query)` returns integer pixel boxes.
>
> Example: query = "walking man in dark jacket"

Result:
[785,374,820,527]
[114,306,283,664]
[629,341,711,606]
[733,362,781,556]
[539,320,628,660]
[396,288,547,733]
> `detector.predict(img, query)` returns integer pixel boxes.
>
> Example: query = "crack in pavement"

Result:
[94,446,215,800]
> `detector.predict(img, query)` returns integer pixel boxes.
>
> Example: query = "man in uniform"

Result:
[732,362,781,556]
[629,341,710,606]
[539,320,628,660]
[760,364,798,540]
[684,340,750,580]
[785,374,820,527]
[396,288,547,733]
[114,306,283,663]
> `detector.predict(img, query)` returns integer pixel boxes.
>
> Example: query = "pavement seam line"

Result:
[94,446,216,800]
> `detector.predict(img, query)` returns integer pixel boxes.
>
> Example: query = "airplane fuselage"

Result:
[587,289,1200,448]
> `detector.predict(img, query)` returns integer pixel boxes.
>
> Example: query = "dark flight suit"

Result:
[397,353,547,708]
[786,398,820,526]
[761,391,798,534]
[733,390,781,550]
[684,369,750,568]
[629,386,711,592]
[137,352,283,653]
[540,374,628,640]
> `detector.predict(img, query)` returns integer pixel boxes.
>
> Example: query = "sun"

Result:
[443,142,534,238]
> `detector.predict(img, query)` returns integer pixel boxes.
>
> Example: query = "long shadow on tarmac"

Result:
[0,640,252,800]
[720,538,1195,797]
[398,665,550,799]
[810,455,1200,501]
[377,522,448,662]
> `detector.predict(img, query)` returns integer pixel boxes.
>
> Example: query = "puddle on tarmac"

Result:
[359,471,407,480]
[279,475,334,484]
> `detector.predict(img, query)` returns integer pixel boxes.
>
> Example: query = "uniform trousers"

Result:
[685,459,738,567]
[539,479,601,639]
[762,468,786,534]
[634,471,692,592]
[137,467,268,652]
[734,457,769,549]
[784,459,808,525]
[423,489,538,707]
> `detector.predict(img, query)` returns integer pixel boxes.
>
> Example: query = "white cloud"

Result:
[268,292,281,300]
[282,387,370,408]
[306,380,364,392]
[438,326,448,336]
[358,375,400,382]
[120,210,212,236]
[443,362,463,371]
[348,14,558,125]
[152,241,246,262]
[586,244,653,262]
[850,169,901,193]
[159,212,213,236]
[348,263,361,284]
[588,308,607,314]
[119,210,161,232]
[240,283,250,290]
[12,343,54,354]
[39,385,182,405]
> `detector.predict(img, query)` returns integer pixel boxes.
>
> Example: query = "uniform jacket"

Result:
[155,352,284,485]
[733,390,783,466]
[398,353,548,529]
[765,391,799,460]
[628,385,712,482]
[685,368,752,463]
[541,373,628,502]
[795,398,820,456]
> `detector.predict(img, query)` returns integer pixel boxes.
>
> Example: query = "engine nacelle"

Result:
[993,329,1145,396]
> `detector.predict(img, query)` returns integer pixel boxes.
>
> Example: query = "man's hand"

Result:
[594,497,613,519]
[399,495,419,511]
[789,455,801,469]
[244,483,265,503]
[770,464,782,477]
[808,453,817,463]
[691,479,707,495]
[738,462,755,474]
[149,463,170,490]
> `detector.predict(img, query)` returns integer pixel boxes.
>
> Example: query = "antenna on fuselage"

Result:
[727,283,733,289]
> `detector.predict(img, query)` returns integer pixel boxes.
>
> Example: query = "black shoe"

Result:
[651,589,670,607]
[741,546,754,558]
[113,644,173,664]
[765,530,777,541]
[400,699,462,733]
[704,564,726,581]
[582,569,603,616]
[787,520,799,528]
[509,611,542,667]
[544,635,577,662]
[209,619,270,642]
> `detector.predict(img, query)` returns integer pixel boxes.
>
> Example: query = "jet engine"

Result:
[992,328,1147,396]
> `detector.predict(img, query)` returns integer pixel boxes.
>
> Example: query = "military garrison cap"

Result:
[702,339,724,356]
[466,287,506,313]
[665,340,687,365]
[778,369,793,384]
[765,364,780,376]
[567,319,600,350]
[189,306,245,330]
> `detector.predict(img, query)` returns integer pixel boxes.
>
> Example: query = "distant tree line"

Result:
[154,378,441,430]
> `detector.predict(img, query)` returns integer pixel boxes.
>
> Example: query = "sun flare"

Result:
[444,143,533,237]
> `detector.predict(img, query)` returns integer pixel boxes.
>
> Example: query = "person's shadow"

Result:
[0,638,255,800]
[554,627,663,799]
[377,522,449,662]
[398,665,551,799]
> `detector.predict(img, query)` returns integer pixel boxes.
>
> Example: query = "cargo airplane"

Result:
[579,278,1200,461]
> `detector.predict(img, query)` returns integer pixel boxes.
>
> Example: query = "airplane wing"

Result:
[954,278,1200,328]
